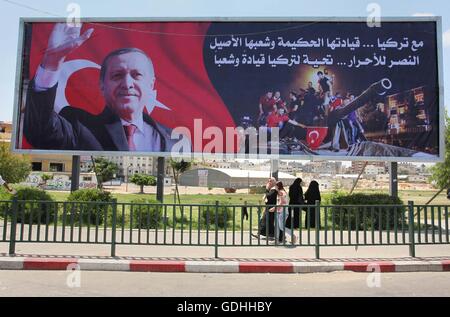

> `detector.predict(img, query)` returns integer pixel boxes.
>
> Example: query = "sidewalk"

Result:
[1,242,449,273]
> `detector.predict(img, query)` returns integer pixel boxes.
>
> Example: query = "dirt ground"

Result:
[103,183,249,195]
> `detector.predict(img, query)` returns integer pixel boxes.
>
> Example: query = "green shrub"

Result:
[66,189,114,225]
[201,202,232,229]
[170,215,189,228]
[127,198,162,229]
[0,187,55,224]
[0,187,12,219]
[0,187,12,201]
[67,189,113,202]
[328,193,405,230]
[322,190,347,205]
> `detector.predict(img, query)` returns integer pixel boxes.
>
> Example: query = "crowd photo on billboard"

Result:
[14,19,441,160]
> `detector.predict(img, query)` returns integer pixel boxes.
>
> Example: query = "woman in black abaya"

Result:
[304,180,321,228]
[286,178,304,229]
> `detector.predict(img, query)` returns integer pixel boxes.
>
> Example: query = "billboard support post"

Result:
[71,155,80,192]
[156,157,165,203]
[389,162,398,198]
[271,159,279,180]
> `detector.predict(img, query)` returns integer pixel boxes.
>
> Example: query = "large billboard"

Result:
[12,18,444,161]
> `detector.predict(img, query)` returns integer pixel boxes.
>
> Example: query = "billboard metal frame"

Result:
[11,16,445,163]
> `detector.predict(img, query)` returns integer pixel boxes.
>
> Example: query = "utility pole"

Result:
[156,157,165,203]
[70,155,80,192]
[389,162,398,198]
[271,159,279,180]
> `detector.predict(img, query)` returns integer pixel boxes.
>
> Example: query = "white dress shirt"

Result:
[121,117,161,152]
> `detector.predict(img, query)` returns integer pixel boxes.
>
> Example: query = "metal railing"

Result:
[0,198,449,258]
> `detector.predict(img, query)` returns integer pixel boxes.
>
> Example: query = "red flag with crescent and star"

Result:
[306,127,328,150]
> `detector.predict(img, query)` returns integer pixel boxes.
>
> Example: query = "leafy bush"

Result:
[126,198,162,229]
[0,187,55,224]
[66,189,114,225]
[0,187,12,201]
[328,193,405,230]
[0,142,31,184]
[171,215,190,228]
[0,187,13,218]
[201,201,232,229]
[322,190,346,205]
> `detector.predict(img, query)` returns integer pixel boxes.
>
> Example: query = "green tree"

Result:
[89,157,119,189]
[0,143,31,183]
[129,173,156,194]
[169,159,191,204]
[39,173,53,188]
[430,113,450,191]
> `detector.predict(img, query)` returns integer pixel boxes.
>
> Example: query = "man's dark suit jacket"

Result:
[24,81,178,151]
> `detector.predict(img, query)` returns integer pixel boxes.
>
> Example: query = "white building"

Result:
[365,165,386,175]
[83,156,173,181]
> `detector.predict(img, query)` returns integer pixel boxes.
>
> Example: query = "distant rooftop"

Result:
[211,168,296,179]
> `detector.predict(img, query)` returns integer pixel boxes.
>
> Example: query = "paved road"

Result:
[0,270,448,297]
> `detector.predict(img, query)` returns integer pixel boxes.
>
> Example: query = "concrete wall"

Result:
[180,169,295,189]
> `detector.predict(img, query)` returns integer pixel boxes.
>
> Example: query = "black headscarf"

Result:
[289,178,304,204]
[305,180,321,205]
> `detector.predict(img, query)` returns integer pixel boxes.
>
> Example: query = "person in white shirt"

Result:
[269,181,297,244]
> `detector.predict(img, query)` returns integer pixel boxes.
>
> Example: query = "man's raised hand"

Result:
[42,22,94,71]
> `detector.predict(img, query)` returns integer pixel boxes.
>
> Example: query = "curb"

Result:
[0,257,450,273]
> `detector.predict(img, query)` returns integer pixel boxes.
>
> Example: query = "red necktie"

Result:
[124,124,137,151]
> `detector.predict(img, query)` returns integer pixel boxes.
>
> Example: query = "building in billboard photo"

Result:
[361,85,435,152]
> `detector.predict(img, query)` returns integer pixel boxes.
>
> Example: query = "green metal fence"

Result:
[0,198,448,258]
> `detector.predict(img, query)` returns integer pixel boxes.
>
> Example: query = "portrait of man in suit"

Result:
[24,22,179,152]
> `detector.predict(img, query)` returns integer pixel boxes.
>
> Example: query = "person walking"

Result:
[253,177,278,239]
[286,178,304,229]
[304,180,321,228]
[269,181,297,244]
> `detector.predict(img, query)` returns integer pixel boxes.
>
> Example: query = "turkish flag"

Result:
[22,22,236,152]
[306,127,328,150]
